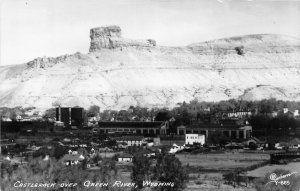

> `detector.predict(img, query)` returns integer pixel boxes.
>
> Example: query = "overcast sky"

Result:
[1,0,300,66]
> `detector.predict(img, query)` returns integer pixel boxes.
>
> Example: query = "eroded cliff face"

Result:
[89,25,156,51]
[0,26,300,110]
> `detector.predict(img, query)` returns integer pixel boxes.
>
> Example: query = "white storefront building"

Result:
[185,134,205,145]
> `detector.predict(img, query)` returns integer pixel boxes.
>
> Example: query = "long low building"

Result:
[96,121,169,136]
[177,124,252,139]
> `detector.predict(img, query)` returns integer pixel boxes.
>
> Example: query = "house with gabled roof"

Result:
[117,153,133,162]
[289,138,300,149]
[61,154,85,166]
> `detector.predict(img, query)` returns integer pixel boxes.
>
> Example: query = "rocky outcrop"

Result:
[89,26,156,52]
[26,55,68,69]
[26,52,87,69]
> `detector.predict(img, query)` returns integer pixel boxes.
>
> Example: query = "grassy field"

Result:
[176,152,269,171]
[117,169,256,191]
[185,172,256,191]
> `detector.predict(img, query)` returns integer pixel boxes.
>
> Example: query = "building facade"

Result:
[56,107,84,127]
[185,134,205,145]
[177,124,252,140]
[96,121,168,136]
[115,136,145,146]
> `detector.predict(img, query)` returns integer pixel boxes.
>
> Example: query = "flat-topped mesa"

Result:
[89,25,156,52]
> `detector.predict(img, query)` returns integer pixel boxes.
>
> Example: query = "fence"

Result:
[270,151,300,164]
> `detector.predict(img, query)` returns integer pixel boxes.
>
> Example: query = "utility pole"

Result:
[0,109,3,140]
[0,110,1,123]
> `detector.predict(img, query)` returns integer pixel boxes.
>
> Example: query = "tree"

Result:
[87,105,100,117]
[53,146,68,160]
[155,110,172,121]
[259,98,277,114]
[99,159,118,183]
[100,110,113,121]
[131,152,151,189]
[43,108,56,120]
[223,168,247,187]
[217,100,236,111]
[92,153,102,164]
[207,131,229,146]
[10,111,18,121]
[249,142,258,150]
[1,160,14,179]
[1,148,8,155]
[0,157,122,191]
[249,114,271,131]
[1,158,62,191]
[175,108,191,125]
[153,153,188,191]
[33,147,52,158]
[52,101,61,107]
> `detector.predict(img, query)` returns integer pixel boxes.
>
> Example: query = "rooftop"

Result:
[115,136,144,141]
[118,153,133,158]
[98,121,165,128]
[61,154,84,161]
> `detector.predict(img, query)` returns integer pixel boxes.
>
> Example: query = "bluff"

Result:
[0,26,300,110]
[89,26,156,51]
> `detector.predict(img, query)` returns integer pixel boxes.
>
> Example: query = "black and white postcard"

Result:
[1,0,300,190]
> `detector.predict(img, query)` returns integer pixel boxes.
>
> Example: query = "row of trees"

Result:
[96,98,300,123]
[249,114,300,137]
[131,150,188,191]
[4,98,300,122]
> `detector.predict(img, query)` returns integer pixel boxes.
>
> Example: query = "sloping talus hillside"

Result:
[1,26,300,110]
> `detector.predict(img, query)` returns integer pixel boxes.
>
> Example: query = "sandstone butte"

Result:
[0,26,300,110]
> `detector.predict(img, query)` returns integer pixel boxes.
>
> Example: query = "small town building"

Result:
[244,137,265,147]
[54,121,64,127]
[153,137,161,146]
[222,111,252,119]
[1,116,12,122]
[142,148,156,157]
[289,138,300,149]
[144,137,160,147]
[61,154,85,166]
[168,144,184,154]
[16,115,22,121]
[115,136,145,146]
[116,142,128,149]
[55,107,84,127]
[275,142,288,150]
[117,153,133,162]
[281,108,299,118]
[185,134,205,145]
[43,155,50,161]
[97,121,169,136]
[178,122,252,140]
